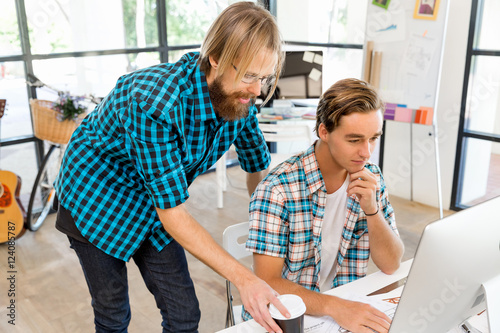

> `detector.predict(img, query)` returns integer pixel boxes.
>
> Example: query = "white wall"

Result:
[434,0,473,209]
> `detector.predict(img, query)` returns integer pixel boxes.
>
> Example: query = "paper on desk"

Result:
[368,286,404,304]
[303,293,398,333]
[304,315,340,333]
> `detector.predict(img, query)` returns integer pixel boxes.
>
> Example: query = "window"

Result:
[0,0,22,56]
[0,0,246,206]
[166,0,219,46]
[25,0,160,54]
[452,0,500,209]
[276,0,367,89]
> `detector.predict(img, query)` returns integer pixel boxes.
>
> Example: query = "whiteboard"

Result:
[363,0,448,209]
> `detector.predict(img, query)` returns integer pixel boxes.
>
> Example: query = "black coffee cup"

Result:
[269,294,306,333]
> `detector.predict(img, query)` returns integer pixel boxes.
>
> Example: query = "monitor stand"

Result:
[482,274,500,332]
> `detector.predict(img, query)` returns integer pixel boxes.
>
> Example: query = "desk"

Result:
[216,260,413,333]
[257,107,317,155]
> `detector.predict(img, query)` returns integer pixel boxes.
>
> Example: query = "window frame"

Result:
[451,0,500,210]
[1,0,201,166]
[2,0,365,168]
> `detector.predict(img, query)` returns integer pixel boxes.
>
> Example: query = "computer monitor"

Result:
[389,196,500,332]
[273,50,323,100]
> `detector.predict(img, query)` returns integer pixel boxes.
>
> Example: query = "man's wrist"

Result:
[365,203,379,216]
[230,264,255,290]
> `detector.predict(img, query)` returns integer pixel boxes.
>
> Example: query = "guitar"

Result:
[0,171,26,242]
[0,99,26,242]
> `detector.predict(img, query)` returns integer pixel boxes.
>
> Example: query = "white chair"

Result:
[215,152,227,209]
[222,221,251,328]
[259,122,314,170]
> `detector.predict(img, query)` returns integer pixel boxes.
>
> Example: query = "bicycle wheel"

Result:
[26,144,63,231]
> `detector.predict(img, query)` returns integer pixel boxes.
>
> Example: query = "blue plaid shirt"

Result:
[243,144,398,320]
[55,52,270,261]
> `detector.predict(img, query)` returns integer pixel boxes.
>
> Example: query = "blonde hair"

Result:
[315,78,384,134]
[199,1,284,105]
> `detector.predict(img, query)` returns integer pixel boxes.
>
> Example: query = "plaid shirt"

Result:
[243,144,397,320]
[55,52,270,261]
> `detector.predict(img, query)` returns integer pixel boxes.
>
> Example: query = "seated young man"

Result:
[245,78,404,333]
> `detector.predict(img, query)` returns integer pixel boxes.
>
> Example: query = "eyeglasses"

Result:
[232,64,275,86]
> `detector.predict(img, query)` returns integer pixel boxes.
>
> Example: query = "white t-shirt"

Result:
[319,175,349,292]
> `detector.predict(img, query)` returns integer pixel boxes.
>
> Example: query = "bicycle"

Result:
[26,141,64,231]
[25,74,100,231]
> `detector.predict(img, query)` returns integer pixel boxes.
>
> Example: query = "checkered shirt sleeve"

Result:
[55,52,269,261]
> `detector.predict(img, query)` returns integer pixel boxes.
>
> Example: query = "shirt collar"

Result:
[183,52,220,123]
[302,142,327,196]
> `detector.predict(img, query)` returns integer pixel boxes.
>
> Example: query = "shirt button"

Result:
[155,170,161,176]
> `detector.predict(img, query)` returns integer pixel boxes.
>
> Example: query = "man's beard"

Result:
[208,77,255,121]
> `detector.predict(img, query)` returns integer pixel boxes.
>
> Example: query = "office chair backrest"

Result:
[223,221,251,328]
[223,221,250,260]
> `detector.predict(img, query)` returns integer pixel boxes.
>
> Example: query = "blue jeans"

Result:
[68,236,200,333]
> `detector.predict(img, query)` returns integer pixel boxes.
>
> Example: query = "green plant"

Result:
[52,93,87,122]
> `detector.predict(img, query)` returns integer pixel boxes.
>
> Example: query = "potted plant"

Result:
[30,93,89,144]
[52,93,87,122]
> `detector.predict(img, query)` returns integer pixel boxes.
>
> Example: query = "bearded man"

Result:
[54,2,289,332]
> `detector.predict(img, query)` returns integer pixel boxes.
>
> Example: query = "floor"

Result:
[0,165,452,333]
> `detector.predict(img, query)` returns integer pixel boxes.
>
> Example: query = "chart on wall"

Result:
[364,0,446,109]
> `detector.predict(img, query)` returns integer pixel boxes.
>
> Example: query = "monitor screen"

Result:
[268,50,323,101]
[389,196,500,332]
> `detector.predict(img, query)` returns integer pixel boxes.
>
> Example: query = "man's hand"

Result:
[236,274,290,333]
[347,168,404,274]
[331,297,391,333]
[348,168,379,215]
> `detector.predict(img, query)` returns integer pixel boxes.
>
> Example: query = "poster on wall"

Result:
[413,0,441,20]
[372,0,391,10]
[368,10,406,43]
[400,34,437,79]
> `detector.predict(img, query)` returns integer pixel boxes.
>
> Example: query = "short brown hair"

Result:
[199,1,284,105]
[315,78,384,134]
